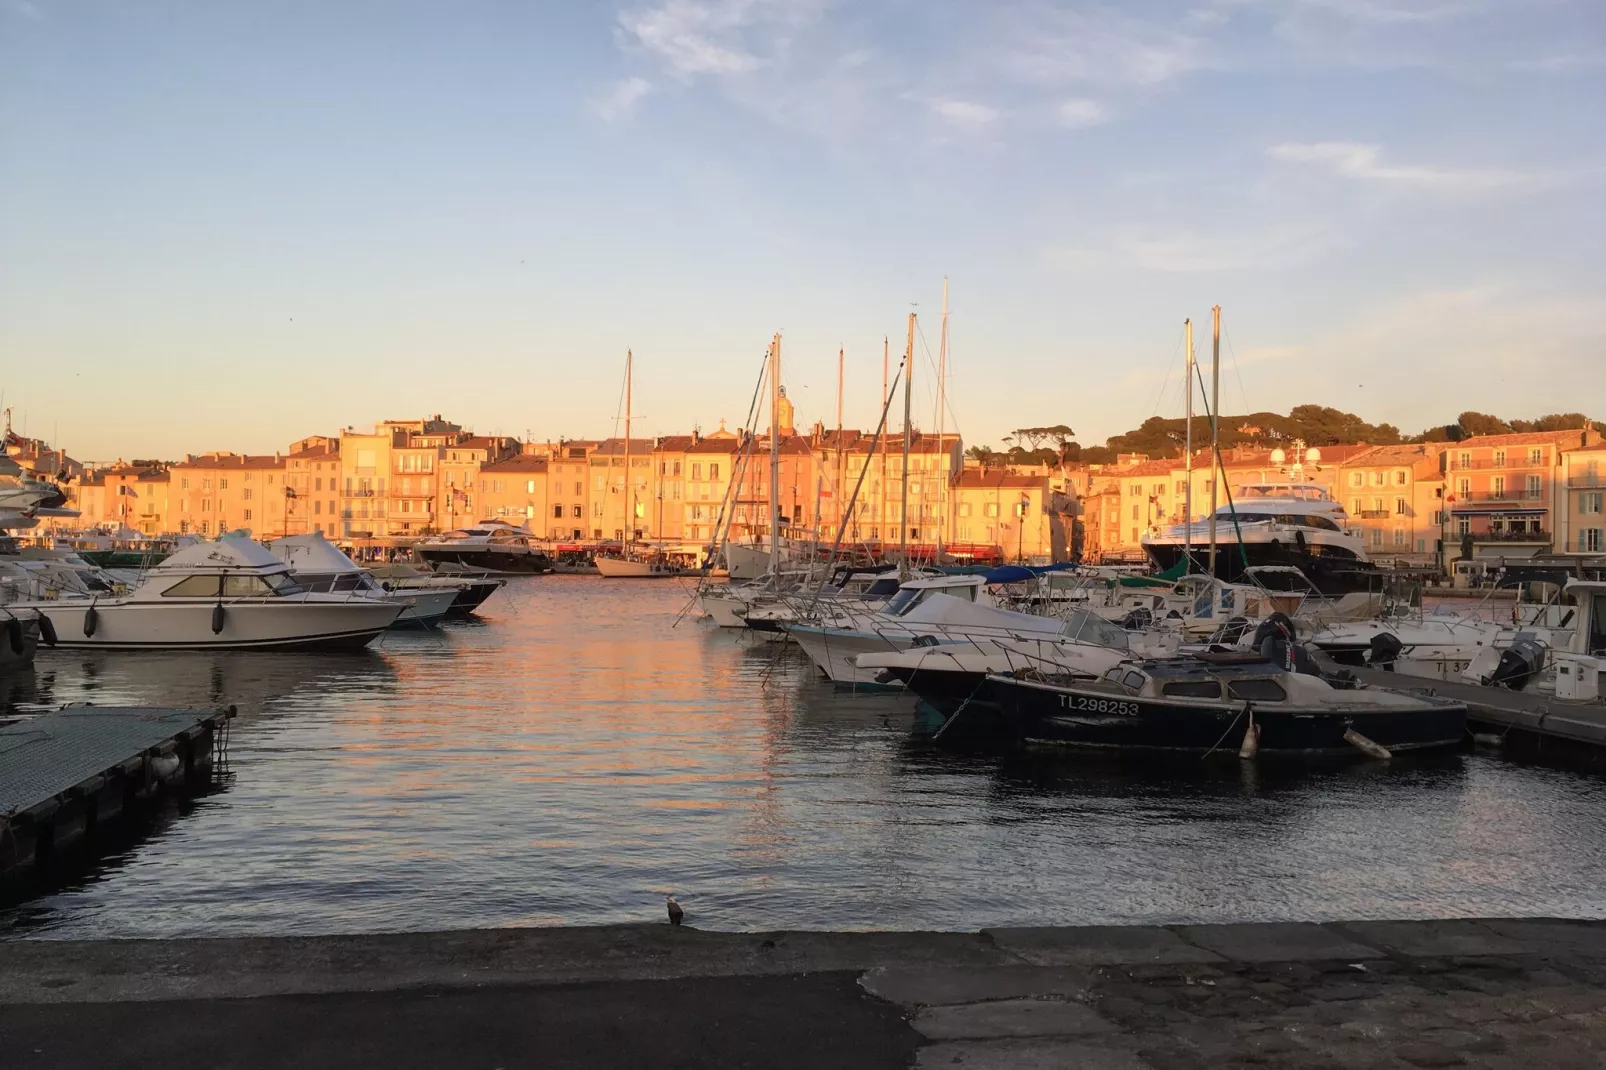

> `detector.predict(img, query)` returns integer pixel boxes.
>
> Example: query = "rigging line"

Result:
[1147,325,1186,422]
[1221,324,1253,419]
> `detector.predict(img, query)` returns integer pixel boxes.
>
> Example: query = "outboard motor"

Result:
[1367,631,1404,672]
[1485,638,1546,691]
[1260,637,1322,676]
[1252,612,1297,651]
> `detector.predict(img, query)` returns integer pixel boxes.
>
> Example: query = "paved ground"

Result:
[5,919,1606,1068]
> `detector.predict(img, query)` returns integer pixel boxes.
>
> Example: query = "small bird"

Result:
[666,895,684,926]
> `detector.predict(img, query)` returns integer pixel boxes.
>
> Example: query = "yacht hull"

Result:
[1144,541,1378,597]
[988,675,1466,754]
[0,617,40,672]
[28,601,399,651]
[389,588,459,629]
[789,626,912,687]
[418,549,553,574]
[698,592,752,627]
[595,557,688,579]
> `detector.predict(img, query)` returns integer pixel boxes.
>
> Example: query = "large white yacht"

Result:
[0,455,76,532]
[416,520,554,574]
[15,537,402,650]
[1142,481,1377,596]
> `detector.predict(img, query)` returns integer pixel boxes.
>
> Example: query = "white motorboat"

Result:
[0,455,77,532]
[15,537,402,650]
[267,533,457,629]
[787,574,1067,687]
[366,562,505,617]
[416,520,554,574]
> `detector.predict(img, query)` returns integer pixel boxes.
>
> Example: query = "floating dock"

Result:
[0,704,235,874]
[1331,662,1606,754]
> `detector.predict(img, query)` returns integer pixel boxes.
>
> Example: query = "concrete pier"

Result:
[4,918,1606,1067]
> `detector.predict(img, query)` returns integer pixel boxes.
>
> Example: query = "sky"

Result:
[2,0,1603,462]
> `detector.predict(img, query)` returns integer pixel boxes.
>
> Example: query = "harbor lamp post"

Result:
[1018,493,1030,562]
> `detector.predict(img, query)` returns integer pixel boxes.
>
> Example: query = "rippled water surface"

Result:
[5,576,1606,938]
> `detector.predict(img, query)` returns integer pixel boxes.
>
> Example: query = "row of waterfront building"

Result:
[7,413,1604,570]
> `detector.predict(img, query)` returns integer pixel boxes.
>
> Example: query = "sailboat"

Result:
[596,349,689,579]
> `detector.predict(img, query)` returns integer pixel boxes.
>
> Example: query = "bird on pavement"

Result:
[666,895,684,926]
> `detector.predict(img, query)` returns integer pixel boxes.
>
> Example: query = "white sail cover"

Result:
[156,536,289,573]
[895,592,1064,633]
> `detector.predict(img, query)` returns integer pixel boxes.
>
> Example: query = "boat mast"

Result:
[623,348,633,550]
[1208,306,1221,576]
[901,312,915,574]
[768,332,782,578]
[1183,319,1194,571]
[936,277,948,564]
[836,346,845,544]
[881,336,889,555]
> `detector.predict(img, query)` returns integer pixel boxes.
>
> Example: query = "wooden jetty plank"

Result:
[0,706,230,816]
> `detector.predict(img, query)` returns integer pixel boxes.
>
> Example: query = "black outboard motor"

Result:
[1367,631,1404,672]
[1485,638,1546,691]
[1252,612,1297,650]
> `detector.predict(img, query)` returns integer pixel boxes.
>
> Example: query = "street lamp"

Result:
[1017,493,1030,563]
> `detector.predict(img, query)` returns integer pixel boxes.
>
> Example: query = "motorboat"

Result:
[984,652,1467,756]
[0,455,76,532]
[1456,578,1606,699]
[595,550,693,579]
[1142,481,1379,597]
[14,536,402,650]
[416,520,554,574]
[787,574,1067,687]
[266,533,457,629]
[855,607,1183,718]
[366,562,504,618]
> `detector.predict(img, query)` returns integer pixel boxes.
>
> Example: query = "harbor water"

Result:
[4,576,1606,938]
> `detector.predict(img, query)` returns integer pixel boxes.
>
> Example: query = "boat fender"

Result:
[212,602,226,635]
[1238,709,1260,760]
[37,613,57,648]
[83,603,98,638]
[4,617,21,655]
[1343,728,1392,761]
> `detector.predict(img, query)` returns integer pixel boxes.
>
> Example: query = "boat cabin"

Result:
[1097,658,1330,705]
[143,538,308,600]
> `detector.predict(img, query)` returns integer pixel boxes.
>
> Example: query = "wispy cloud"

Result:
[1000,6,1212,89]
[3,0,44,20]
[593,77,656,122]
[926,98,1000,131]
[1268,141,1544,191]
[1046,221,1337,274]
[1058,98,1110,129]
[615,0,827,79]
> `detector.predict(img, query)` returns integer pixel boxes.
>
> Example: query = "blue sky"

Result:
[2,0,1602,461]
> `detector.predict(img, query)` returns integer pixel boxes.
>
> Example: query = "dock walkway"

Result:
[1,705,233,873]
[1328,660,1606,751]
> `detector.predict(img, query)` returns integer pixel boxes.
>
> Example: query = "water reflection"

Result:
[5,576,1606,938]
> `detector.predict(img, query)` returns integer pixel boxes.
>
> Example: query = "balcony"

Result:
[1358,510,1390,519]
[1570,475,1604,489]
[1452,490,1545,503]
[1466,530,1551,543]
[1449,458,1546,471]
[347,489,377,498]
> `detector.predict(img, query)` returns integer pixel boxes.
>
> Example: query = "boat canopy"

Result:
[266,532,362,575]
[156,536,290,574]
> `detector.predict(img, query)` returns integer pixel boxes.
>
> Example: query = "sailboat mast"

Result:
[836,346,845,543]
[901,312,915,570]
[623,348,633,548]
[1183,319,1194,570]
[768,333,782,577]
[937,277,948,563]
[1208,306,1221,576]
[881,336,889,554]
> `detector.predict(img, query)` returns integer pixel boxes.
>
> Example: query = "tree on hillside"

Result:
[1456,412,1511,437]
[965,445,1003,466]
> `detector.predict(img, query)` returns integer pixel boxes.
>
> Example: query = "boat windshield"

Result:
[1060,609,1130,650]
[262,571,307,597]
[883,587,925,616]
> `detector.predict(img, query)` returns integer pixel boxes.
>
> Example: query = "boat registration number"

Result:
[1057,695,1138,717]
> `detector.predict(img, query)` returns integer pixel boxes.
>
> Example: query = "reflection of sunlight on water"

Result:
[6,575,1606,939]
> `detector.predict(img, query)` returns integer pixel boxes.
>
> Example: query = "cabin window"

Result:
[1162,680,1222,699]
[1121,671,1147,693]
[223,575,275,598]
[161,575,222,598]
[1227,679,1287,702]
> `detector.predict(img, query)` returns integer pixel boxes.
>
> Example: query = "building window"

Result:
[201,500,211,512]
[1394,471,1407,485]
[572,505,582,518]
[243,509,253,522]
[1130,505,1139,521]
[1582,492,1604,515]
[220,478,228,490]
[1458,452,1470,469]
[710,464,720,480]
[553,505,564,518]
[1530,448,1543,465]
[1129,484,1140,496]
[1395,498,1406,515]
[1583,529,1604,553]
[243,488,253,501]
[181,478,189,490]
[1393,529,1406,546]
[1371,529,1383,547]
[1526,475,1541,499]
[1416,539,1427,553]
[1457,478,1470,496]
[1457,518,1470,536]
[314,501,322,515]
[1351,499,1362,515]
[1175,481,1187,494]
[1372,471,1384,486]
[1493,450,1506,467]
[1349,472,1364,488]
[692,463,702,480]
[1492,476,1506,497]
